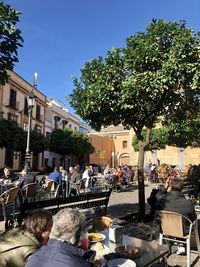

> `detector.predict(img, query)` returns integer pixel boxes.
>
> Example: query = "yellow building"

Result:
[0,71,47,170]
[89,125,200,170]
[89,125,136,168]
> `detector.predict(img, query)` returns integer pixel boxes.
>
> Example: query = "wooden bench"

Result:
[18,190,112,221]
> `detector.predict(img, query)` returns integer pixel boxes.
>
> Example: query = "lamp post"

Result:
[24,90,35,172]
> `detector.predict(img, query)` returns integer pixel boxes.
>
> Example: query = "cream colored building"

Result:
[0,71,46,170]
[44,98,91,169]
[89,125,200,170]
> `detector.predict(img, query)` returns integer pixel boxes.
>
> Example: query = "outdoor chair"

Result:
[158,210,200,267]
[37,180,54,200]
[77,178,87,194]
[21,183,38,202]
[0,186,19,221]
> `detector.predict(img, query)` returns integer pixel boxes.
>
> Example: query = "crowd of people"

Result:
[103,165,135,192]
[144,162,194,183]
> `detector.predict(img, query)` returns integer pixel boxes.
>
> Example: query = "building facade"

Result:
[44,98,91,170]
[0,71,46,170]
[89,125,135,168]
[89,125,200,170]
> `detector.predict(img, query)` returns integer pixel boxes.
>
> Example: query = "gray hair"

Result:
[50,208,84,245]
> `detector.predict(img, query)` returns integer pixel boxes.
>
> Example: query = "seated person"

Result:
[59,166,67,181]
[0,211,53,267]
[18,169,35,188]
[2,167,12,181]
[70,167,81,196]
[82,165,91,188]
[26,208,96,267]
[48,166,62,185]
[157,178,197,231]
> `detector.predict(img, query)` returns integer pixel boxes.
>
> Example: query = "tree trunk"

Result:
[137,128,151,219]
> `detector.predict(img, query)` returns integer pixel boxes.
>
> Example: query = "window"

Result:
[36,105,41,121]
[24,97,28,115]
[122,140,127,149]
[8,113,18,122]
[69,124,72,128]
[9,89,17,108]
[62,120,68,129]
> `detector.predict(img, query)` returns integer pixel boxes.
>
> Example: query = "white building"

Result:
[44,98,91,169]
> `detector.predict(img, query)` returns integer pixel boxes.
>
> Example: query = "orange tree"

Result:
[0,2,23,84]
[49,128,94,165]
[69,20,200,218]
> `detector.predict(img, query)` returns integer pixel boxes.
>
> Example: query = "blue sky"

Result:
[4,0,200,114]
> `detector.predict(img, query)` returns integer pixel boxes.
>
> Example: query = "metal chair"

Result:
[159,210,200,267]
[47,180,63,198]
[0,187,19,221]
[77,178,87,194]
[37,180,54,200]
[21,183,38,202]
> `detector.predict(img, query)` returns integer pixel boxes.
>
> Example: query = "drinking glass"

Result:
[125,239,134,256]
[80,232,89,250]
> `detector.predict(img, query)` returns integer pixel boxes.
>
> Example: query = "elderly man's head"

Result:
[4,167,10,177]
[50,208,83,245]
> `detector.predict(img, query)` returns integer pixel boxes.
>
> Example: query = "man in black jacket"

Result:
[157,178,197,255]
[157,178,196,223]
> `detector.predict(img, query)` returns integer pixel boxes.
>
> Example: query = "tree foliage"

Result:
[30,130,48,155]
[69,19,200,217]
[0,118,47,155]
[0,118,22,148]
[132,127,168,152]
[69,130,95,155]
[0,2,23,84]
[49,128,94,159]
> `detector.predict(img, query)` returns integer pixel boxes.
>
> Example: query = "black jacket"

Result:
[157,190,197,222]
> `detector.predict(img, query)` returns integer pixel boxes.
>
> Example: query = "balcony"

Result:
[36,114,44,122]
[7,101,20,110]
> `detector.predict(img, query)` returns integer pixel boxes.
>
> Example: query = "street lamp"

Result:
[24,90,35,172]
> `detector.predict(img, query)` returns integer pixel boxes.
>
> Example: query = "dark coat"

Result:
[0,228,40,267]
[25,239,95,267]
[157,190,197,222]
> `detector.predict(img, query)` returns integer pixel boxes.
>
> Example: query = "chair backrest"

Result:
[46,179,58,192]
[3,187,19,205]
[22,183,38,198]
[45,180,54,193]
[54,184,62,198]
[79,179,86,190]
[159,210,191,238]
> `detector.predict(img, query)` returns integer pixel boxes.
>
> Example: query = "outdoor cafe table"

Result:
[94,232,169,267]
